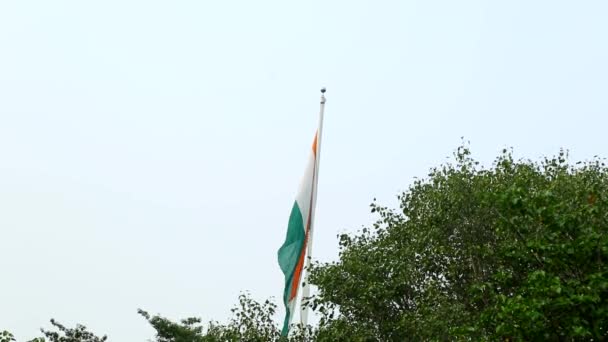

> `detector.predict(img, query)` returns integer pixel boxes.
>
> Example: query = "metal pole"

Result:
[300,88,326,326]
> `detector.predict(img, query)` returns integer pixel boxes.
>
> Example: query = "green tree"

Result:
[2,320,107,342]
[2,295,305,342]
[0,331,15,342]
[309,145,608,341]
[140,293,292,342]
[27,319,106,342]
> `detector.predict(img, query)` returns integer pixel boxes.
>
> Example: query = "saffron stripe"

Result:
[312,131,318,157]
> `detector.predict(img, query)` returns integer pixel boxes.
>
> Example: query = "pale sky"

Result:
[1,1,607,340]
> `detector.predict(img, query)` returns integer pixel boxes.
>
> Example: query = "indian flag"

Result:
[277,92,325,336]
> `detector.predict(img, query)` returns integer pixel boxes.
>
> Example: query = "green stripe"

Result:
[277,201,306,336]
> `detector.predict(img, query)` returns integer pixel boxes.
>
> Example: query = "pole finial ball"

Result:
[320,87,326,94]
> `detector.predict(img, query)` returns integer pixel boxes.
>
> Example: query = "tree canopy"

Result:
[309,146,608,340]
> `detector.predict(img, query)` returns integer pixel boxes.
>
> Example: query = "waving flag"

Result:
[277,90,326,336]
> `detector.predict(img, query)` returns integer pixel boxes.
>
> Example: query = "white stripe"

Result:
[294,148,315,225]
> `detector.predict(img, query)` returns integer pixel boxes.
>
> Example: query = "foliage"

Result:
[27,320,106,342]
[0,331,15,342]
[139,293,290,342]
[2,294,307,342]
[2,320,107,342]
[137,309,206,342]
[309,145,608,340]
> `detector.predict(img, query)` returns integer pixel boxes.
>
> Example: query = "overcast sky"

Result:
[1,0,607,340]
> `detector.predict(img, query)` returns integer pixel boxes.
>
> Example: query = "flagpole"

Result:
[300,87,326,326]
